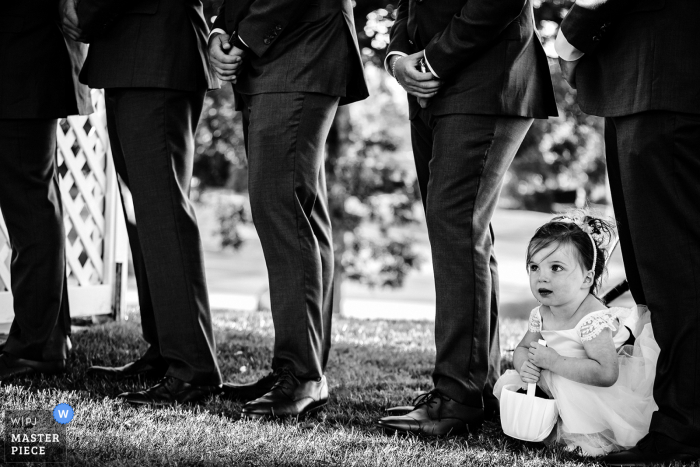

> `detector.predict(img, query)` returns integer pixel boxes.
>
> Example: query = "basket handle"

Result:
[526,339,548,397]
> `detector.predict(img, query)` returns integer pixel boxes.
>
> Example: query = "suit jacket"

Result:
[213,0,369,106]
[0,0,92,119]
[388,0,557,119]
[77,0,217,92]
[561,0,700,117]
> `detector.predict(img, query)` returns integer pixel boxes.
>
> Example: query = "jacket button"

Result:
[264,38,271,44]
[592,35,600,41]
[275,25,282,31]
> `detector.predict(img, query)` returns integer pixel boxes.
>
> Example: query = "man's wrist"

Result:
[208,28,226,45]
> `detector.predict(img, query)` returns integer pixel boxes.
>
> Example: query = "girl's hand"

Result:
[528,341,560,370]
[520,360,541,384]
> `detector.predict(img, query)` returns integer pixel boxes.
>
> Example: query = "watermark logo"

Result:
[4,408,68,464]
[53,404,74,425]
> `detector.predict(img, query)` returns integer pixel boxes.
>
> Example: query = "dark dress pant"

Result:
[410,109,533,408]
[104,88,221,386]
[241,92,338,380]
[0,118,71,361]
[605,111,700,445]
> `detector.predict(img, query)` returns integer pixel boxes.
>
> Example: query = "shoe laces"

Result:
[412,389,449,419]
[271,367,298,392]
[153,376,181,395]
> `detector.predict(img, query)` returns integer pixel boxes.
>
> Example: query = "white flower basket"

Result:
[500,340,559,442]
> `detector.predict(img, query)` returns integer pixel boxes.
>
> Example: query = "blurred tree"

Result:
[194,2,247,195]
[326,67,422,312]
[503,1,607,212]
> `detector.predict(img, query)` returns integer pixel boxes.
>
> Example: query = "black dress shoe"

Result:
[602,433,700,466]
[221,371,277,402]
[386,395,499,420]
[377,389,484,437]
[0,353,66,380]
[88,356,167,379]
[241,368,328,419]
[117,376,221,406]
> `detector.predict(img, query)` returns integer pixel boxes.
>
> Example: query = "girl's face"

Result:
[527,241,592,309]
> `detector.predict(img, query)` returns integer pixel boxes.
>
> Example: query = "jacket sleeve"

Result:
[63,36,94,115]
[423,0,528,79]
[387,0,412,56]
[212,1,226,32]
[235,0,314,58]
[76,0,152,37]
[559,0,633,55]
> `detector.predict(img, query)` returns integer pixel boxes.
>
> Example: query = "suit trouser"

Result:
[104,88,221,386]
[241,92,338,380]
[410,109,533,407]
[0,118,71,361]
[605,111,700,445]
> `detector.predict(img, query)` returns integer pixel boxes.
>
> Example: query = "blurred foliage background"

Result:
[196,0,606,299]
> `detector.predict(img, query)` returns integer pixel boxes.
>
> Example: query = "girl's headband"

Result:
[557,216,598,275]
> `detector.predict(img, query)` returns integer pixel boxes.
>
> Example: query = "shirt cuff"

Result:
[384,51,408,75]
[422,53,440,79]
[208,28,227,43]
[555,29,585,62]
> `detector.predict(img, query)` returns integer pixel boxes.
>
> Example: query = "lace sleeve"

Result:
[578,311,617,342]
[528,307,542,333]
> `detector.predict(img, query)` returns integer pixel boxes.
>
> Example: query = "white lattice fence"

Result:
[0,91,128,329]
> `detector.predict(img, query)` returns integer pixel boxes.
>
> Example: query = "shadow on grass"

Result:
[2,309,687,466]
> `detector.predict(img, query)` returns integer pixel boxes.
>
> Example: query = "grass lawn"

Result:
[1,309,695,467]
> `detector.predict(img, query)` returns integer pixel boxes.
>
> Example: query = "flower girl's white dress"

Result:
[494,306,659,456]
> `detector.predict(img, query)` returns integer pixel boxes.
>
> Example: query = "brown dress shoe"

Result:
[601,433,700,466]
[88,356,168,379]
[117,377,221,406]
[241,368,328,419]
[220,371,277,402]
[377,389,484,437]
[0,353,65,380]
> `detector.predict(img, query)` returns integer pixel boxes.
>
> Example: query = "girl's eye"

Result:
[528,264,538,272]
[552,265,563,272]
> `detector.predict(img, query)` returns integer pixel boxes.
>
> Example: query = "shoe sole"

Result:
[242,400,328,420]
[87,369,166,380]
[376,421,478,438]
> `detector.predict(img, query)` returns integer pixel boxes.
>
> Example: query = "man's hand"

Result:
[392,52,441,99]
[528,341,560,371]
[519,360,541,385]
[559,56,580,89]
[208,33,244,83]
[59,0,85,42]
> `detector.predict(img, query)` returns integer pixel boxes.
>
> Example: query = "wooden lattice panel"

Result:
[0,91,128,326]
[0,98,111,291]
[0,215,10,292]
[58,110,110,287]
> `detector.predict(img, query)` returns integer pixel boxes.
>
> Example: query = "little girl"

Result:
[494,212,659,456]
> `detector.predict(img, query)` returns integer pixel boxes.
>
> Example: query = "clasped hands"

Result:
[59,0,86,42]
[209,34,245,83]
[520,341,559,384]
[392,51,441,109]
